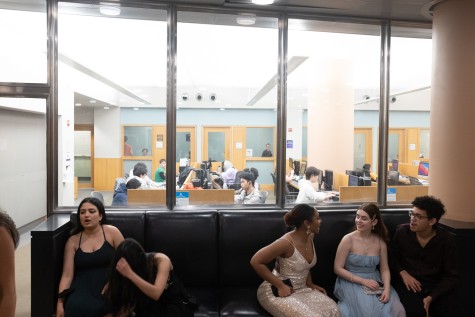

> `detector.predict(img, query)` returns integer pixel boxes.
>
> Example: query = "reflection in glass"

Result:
[354,133,366,169]
[74,131,91,183]
[208,132,225,162]
[124,126,152,157]
[176,131,191,161]
[0,1,47,83]
[288,19,380,204]
[420,129,430,159]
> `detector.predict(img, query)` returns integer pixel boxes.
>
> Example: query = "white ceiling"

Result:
[0,1,434,111]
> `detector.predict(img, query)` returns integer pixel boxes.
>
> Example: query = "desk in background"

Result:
[128,189,234,205]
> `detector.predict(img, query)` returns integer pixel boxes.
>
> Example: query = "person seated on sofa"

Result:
[250,204,341,317]
[295,166,335,204]
[390,196,460,317]
[104,238,195,317]
[0,210,19,317]
[111,178,142,206]
[234,172,262,204]
[56,197,124,317]
[333,203,405,317]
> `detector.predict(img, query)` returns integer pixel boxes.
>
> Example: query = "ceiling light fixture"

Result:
[252,0,274,5]
[99,5,121,16]
[104,106,110,110]
[236,14,256,26]
[75,103,81,106]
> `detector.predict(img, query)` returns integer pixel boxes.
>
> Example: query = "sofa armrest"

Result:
[31,214,71,317]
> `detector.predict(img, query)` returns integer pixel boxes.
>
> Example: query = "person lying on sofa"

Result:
[104,238,196,317]
[250,204,341,317]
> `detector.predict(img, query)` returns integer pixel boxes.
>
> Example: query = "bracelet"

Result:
[350,274,354,283]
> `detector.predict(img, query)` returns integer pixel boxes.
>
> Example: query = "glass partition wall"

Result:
[1,1,433,212]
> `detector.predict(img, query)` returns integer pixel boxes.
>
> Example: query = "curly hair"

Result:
[412,195,446,222]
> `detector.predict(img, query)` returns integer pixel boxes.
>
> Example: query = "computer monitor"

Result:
[418,162,429,177]
[349,174,359,186]
[324,169,333,191]
[315,168,324,190]
[388,171,399,185]
[300,161,307,176]
[294,160,300,176]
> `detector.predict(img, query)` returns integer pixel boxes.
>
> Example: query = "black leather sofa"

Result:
[31,208,473,317]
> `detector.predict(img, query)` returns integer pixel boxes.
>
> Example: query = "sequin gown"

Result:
[257,237,341,317]
[333,253,406,317]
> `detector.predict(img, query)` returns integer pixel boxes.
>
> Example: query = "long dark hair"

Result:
[71,197,107,235]
[105,238,155,317]
[358,203,389,242]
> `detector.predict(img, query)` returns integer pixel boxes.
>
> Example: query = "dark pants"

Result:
[393,280,462,317]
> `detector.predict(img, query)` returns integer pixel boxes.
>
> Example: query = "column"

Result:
[431,0,475,222]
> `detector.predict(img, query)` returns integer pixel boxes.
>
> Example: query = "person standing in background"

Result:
[124,136,133,156]
[261,143,273,157]
[0,210,19,317]
[154,159,166,182]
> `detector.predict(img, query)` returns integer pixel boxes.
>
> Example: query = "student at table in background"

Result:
[154,159,166,182]
[235,172,262,204]
[127,162,164,189]
[390,196,460,317]
[261,143,273,157]
[219,160,237,189]
[111,178,142,206]
[295,166,335,204]
[0,210,19,317]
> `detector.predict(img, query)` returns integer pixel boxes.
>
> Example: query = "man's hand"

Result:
[400,270,421,292]
[423,296,432,317]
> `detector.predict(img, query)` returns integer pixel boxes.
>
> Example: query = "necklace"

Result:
[360,235,371,251]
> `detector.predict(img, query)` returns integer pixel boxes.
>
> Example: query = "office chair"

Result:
[260,191,268,203]
[91,191,105,204]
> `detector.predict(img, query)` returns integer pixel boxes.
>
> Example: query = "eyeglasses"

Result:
[408,211,429,220]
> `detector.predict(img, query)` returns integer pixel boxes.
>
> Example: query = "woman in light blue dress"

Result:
[333,203,405,317]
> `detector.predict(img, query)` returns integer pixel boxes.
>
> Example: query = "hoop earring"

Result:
[306,226,311,235]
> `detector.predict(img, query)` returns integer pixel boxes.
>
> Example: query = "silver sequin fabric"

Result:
[257,238,342,317]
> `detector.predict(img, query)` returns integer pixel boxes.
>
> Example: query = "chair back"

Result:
[260,191,268,203]
[91,191,104,204]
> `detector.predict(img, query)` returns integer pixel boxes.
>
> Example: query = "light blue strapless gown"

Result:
[333,253,406,317]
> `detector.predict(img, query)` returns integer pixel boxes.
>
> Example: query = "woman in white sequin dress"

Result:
[251,204,341,317]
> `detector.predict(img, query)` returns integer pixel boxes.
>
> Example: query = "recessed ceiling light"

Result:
[237,14,256,26]
[89,99,96,104]
[252,0,274,5]
[219,108,225,111]
[104,106,110,110]
[133,107,139,110]
[75,103,81,106]
[99,5,121,16]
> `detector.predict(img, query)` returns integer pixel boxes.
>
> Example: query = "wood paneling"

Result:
[93,158,121,191]
[128,189,234,205]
